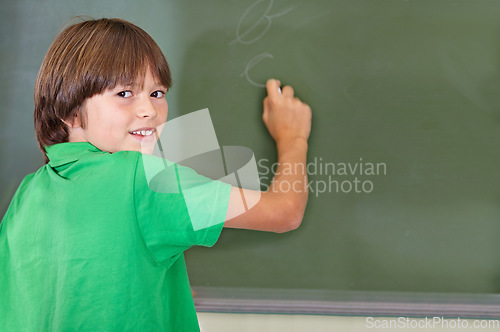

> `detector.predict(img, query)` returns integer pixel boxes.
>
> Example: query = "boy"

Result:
[0,18,311,331]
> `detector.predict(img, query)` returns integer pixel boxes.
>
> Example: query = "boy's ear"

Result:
[61,112,82,129]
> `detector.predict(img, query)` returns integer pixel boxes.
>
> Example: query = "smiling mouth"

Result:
[129,129,155,136]
[129,128,158,142]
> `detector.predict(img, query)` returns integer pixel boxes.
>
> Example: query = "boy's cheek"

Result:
[155,122,167,139]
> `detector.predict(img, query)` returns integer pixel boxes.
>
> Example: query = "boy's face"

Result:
[69,69,168,154]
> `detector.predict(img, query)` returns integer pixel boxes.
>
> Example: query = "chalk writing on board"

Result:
[230,0,294,87]
[240,52,274,88]
[229,0,294,45]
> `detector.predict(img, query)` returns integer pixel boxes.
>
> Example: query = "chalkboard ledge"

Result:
[193,287,500,319]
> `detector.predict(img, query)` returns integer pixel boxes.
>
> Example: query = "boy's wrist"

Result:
[276,137,308,153]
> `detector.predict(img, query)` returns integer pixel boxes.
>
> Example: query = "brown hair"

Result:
[34,18,172,163]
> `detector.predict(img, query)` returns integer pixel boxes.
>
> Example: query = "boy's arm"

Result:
[224,79,312,233]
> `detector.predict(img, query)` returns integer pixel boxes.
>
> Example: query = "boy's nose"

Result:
[136,98,157,118]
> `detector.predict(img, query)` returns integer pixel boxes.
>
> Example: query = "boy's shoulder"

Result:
[1,143,147,223]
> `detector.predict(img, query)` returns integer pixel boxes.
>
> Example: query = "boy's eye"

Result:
[118,91,132,98]
[151,90,166,98]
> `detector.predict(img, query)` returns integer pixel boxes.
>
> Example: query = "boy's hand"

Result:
[262,79,312,146]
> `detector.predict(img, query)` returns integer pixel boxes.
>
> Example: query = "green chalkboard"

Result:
[2,0,500,317]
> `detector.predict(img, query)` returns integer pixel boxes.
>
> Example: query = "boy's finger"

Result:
[281,85,294,97]
[266,79,281,98]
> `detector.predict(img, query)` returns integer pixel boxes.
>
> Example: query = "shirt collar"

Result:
[45,142,106,167]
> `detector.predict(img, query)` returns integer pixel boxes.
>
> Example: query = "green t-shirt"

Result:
[0,142,231,331]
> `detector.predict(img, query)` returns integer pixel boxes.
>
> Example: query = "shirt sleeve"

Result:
[133,153,231,268]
